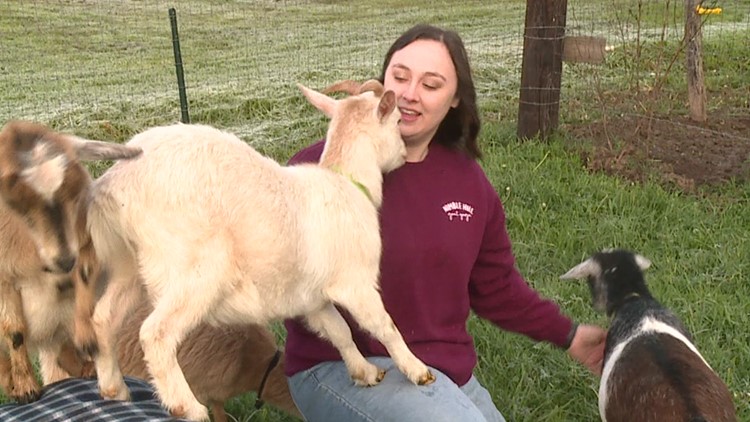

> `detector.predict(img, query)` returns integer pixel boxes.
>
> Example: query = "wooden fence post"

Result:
[517,0,568,140]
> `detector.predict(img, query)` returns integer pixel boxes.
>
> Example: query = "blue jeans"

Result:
[287,357,506,422]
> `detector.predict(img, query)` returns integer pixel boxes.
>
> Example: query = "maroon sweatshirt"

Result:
[284,140,573,386]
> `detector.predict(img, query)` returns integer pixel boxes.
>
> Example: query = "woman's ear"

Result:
[451,96,460,108]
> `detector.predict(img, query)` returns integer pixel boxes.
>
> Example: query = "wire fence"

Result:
[563,0,749,120]
[1,1,747,142]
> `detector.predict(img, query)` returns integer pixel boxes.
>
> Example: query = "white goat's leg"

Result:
[304,304,384,386]
[330,285,435,386]
[38,348,69,385]
[92,276,141,401]
[140,293,213,421]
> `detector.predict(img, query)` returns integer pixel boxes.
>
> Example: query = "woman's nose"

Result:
[402,82,418,102]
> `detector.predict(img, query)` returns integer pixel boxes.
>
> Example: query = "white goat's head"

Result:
[0,121,142,273]
[297,80,406,174]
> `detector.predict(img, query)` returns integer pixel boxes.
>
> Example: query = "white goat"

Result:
[561,249,736,422]
[0,121,141,402]
[86,81,436,420]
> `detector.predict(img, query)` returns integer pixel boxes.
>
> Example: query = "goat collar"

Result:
[621,292,641,303]
[610,292,642,317]
[254,349,282,410]
[331,165,373,203]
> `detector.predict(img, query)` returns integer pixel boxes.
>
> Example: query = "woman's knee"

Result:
[288,359,490,422]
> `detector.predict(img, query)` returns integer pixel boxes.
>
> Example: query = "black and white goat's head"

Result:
[560,249,652,316]
[0,120,141,273]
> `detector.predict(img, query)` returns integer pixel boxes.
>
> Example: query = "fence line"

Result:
[1,1,747,145]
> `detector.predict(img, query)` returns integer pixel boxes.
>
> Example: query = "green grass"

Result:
[1,1,749,421]
[475,127,750,420]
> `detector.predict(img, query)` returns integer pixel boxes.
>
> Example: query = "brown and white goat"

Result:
[561,249,736,422]
[85,81,435,421]
[117,302,302,422]
[0,121,141,402]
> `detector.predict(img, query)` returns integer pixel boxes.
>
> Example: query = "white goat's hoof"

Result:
[351,364,385,387]
[417,370,436,385]
[171,402,209,421]
[402,362,436,385]
[99,384,130,401]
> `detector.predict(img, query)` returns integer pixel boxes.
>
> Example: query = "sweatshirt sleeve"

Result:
[468,185,573,349]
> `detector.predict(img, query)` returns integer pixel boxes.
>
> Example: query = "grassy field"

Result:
[1,1,748,421]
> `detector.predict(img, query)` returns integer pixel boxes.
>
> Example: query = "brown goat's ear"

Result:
[322,80,361,96]
[358,79,384,97]
[70,137,142,162]
[321,79,384,97]
[378,91,396,122]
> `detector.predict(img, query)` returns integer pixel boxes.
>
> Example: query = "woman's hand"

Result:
[567,324,606,376]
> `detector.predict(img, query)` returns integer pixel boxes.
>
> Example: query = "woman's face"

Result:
[383,39,459,152]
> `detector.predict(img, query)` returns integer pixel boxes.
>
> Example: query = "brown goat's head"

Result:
[0,121,141,273]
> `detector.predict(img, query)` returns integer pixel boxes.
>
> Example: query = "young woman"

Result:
[284,24,606,422]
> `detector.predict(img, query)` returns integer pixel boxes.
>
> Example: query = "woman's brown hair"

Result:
[379,24,482,159]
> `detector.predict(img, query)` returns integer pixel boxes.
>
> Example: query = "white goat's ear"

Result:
[378,91,396,122]
[634,254,652,271]
[298,83,336,118]
[560,258,599,280]
[68,136,143,162]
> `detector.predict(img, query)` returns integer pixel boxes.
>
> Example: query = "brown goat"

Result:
[0,121,141,402]
[116,303,301,422]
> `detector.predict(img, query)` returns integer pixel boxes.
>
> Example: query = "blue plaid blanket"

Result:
[0,377,189,421]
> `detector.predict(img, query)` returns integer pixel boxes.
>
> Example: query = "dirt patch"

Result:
[564,111,750,193]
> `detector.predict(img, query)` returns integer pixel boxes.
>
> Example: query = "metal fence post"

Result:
[169,7,190,124]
